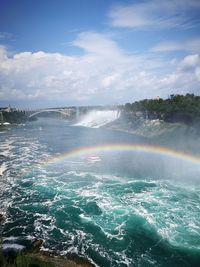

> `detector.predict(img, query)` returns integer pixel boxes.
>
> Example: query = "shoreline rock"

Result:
[31,239,44,252]
[29,251,95,267]
[0,236,95,267]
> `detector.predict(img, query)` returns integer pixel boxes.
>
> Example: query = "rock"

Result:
[67,253,95,267]
[29,251,95,267]
[85,201,102,215]
[31,239,44,251]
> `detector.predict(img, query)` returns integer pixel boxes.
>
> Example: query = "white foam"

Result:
[2,244,25,251]
[75,110,120,128]
[79,213,92,222]
[0,162,7,175]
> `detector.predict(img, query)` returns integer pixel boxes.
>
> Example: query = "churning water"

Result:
[0,118,200,266]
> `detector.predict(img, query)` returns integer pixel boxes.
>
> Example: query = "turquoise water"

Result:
[0,118,200,266]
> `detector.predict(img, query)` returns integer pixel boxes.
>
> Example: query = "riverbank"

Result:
[0,231,95,267]
[0,250,95,267]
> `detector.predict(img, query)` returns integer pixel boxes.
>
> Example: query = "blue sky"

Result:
[0,0,200,108]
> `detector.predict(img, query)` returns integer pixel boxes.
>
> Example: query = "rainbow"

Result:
[43,144,200,166]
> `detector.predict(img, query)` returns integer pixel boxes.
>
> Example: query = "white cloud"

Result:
[0,45,8,60]
[159,54,200,94]
[151,38,200,53]
[179,54,199,70]
[195,67,200,81]
[72,32,123,58]
[101,73,121,88]
[151,42,183,53]
[0,32,200,107]
[109,0,200,29]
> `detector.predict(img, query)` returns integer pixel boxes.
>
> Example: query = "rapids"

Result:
[0,118,200,266]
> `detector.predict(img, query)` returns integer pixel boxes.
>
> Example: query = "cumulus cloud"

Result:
[109,0,200,29]
[0,32,200,107]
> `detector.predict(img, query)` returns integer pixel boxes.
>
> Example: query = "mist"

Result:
[71,108,200,184]
[74,109,120,128]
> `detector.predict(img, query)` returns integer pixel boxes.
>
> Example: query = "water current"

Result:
[0,118,200,266]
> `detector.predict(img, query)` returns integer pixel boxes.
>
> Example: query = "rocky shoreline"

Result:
[0,250,95,267]
[27,251,95,267]
[104,116,186,138]
[0,214,95,267]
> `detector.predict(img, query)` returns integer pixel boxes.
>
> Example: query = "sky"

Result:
[0,0,200,108]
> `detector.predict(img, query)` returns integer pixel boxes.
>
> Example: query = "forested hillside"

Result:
[124,94,200,125]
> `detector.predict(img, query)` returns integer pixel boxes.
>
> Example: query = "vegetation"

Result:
[0,252,55,267]
[124,94,200,125]
[2,111,30,124]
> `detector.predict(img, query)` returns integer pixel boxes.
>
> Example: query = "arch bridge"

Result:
[28,108,74,118]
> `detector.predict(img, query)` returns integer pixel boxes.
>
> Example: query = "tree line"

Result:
[123,94,200,125]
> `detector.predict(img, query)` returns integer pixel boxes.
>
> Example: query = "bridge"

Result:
[28,108,75,118]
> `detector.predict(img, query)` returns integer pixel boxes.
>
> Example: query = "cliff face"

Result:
[106,112,185,138]
[124,94,200,126]
[105,111,200,154]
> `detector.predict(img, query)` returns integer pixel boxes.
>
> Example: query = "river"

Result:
[0,117,200,266]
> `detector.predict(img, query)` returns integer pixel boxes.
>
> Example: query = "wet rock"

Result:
[67,253,95,267]
[85,201,102,215]
[31,239,44,251]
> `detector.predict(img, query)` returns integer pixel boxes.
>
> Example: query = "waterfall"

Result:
[74,110,120,128]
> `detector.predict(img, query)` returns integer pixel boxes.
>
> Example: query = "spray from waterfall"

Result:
[74,110,120,128]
